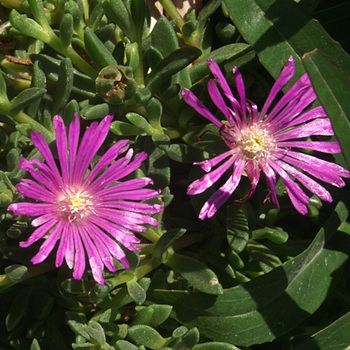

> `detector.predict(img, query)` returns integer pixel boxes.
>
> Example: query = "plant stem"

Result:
[12,110,55,141]
[0,0,28,12]
[158,0,185,28]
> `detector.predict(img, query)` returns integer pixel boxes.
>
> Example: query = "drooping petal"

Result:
[260,162,279,208]
[72,226,86,280]
[19,219,58,248]
[31,221,63,264]
[188,155,237,195]
[275,159,332,202]
[199,157,245,219]
[194,149,235,172]
[207,59,242,121]
[268,160,310,214]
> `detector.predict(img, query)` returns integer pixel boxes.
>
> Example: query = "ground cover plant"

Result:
[1,0,350,349]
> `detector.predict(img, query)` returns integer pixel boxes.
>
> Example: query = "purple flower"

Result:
[182,57,350,219]
[8,115,163,284]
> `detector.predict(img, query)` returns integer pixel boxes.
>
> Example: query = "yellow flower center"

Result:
[59,190,93,222]
[238,123,275,161]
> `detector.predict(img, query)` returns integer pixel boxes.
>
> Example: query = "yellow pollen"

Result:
[68,195,88,213]
[59,190,93,222]
[238,123,275,160]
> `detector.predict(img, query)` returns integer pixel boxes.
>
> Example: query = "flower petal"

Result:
[181,88,222,128]
[278,141,341,154]
[188,155,237,195]
[199,157,245,219]
[259,56,295,118]
[31,221,63,264]
[53,115,69,183]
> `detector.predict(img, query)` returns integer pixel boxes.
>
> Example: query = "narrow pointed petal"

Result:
[72,227,86,280]
[181,88,222,128]
[84,140,129,185]
[278,141,341,154]
[30,131,62,182]
[69,114,80,181]
[53,115,69,183]
[233,67,246,119]
[276,118,334,141]
[268,160,310,214]
[188,156,236,195]
[194,150,234,172]
[260,162,279,208]
[8,202,57,216]
[19,219,58,248]
[16,179,55,202]
[199,158,245,219]
[260,56,296,118]
[208,80,235,125]
[31,222,63,264]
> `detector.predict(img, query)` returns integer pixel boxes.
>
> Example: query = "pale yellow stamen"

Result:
[59,190,93,222]
[238,123,276,161]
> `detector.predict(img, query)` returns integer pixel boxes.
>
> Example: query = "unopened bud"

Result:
[95,65,138,105]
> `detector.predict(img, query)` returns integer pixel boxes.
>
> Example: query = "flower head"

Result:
[182,57,350,219]
[8,115,163,284]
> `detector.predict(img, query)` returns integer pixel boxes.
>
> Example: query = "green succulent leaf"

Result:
[303,49,350,168]
[10,87,46,116]
[151,201,349,346]
[224,0,350,85]
[145,47,201,94]
[294,311,350,350]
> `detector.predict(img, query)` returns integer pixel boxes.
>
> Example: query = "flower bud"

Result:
[95,65,138,105]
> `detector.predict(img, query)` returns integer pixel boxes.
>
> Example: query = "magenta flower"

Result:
[182,56,350,219]
[8,115,163,284]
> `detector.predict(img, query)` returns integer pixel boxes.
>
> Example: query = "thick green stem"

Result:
[12,110,55,141]
[107,258,160,288]
[0,0,28,11]
[47,35,98,79]
[158,0,185,29]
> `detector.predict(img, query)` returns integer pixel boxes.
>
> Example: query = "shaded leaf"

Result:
[127,325,166,349]
[10,87,46,116]
[294,312,350,350]
[145,47,201,94]
[151,201,349,346]
[303,49,350,168]
[165,252,223,295]
[224,0,350,85]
